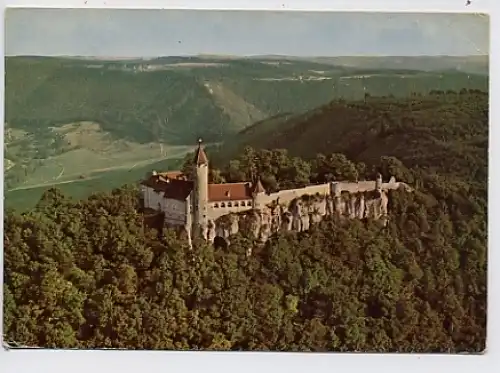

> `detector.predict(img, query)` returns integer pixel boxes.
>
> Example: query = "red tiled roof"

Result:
[208,182,253,202]
[141,175,193,201]
[158,170,186,180]
[194,139,208,166]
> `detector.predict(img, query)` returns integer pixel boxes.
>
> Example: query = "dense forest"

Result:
[3,91,487,352]
[211,90,488,183]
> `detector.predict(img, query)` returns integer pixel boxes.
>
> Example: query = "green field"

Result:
[4,157,184,211]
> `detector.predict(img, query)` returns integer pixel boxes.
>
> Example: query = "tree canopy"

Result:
[3,92,487,352]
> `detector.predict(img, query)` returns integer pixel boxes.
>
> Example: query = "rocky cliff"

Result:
[207,186,408,247]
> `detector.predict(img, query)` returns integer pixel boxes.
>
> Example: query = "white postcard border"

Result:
[0,1,497,373]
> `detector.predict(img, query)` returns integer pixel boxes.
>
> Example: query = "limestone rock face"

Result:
[282,212,293,232]
[211,188,400,245]
[207,221,216,242]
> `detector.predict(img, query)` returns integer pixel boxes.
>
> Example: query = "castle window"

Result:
[214,203,219,208]
[228,202,232,207]
[221,202,226,207]
[247,201,252,206]
[234,202,239,207]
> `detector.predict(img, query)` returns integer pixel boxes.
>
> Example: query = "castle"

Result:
[140,140,412,247]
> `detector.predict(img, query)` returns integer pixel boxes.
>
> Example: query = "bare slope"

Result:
[202,81,266,130]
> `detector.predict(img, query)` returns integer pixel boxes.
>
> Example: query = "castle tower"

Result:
[193,139,209,239]
[252,177,266,211]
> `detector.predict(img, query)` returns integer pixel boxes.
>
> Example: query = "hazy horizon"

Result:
[6,53,490,59]
[5,9,489,57]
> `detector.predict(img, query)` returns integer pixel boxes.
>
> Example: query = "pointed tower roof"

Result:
[253,177,266,194]
[194,138,208,166]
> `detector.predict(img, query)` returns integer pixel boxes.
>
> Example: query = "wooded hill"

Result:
[210,90,488,193]
[3,91,488,352]
[5,56,488,145]
[4,56,488,209]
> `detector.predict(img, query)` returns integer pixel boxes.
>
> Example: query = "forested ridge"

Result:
[3,91,487,352]
[210,90,488,184]
[5,56,488,145]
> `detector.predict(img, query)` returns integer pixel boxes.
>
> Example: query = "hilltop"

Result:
[210,90,488,187]
[283,55,489,75]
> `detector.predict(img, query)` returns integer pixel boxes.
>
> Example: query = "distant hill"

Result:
[4,55,489,208]
[5,55,488,145]
[210,90,488,187]
[252,55,489,75]
[3,56,346,146]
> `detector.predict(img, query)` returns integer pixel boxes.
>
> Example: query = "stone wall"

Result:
[207,179,412,246]
[142,186,188,226]
[207,199,254,220]
[262,183,331,206]
[143,186,167,213]
[164,198,188,226]
[158,176,413,249]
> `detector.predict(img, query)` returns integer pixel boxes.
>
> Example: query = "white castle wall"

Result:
[164,198,188,226]
[208,200,254,220]
[262,183,331,205]
[142,186,188,227]
[382,178,409,192]
[207,177,413,248]
[143,186,167,212]
[336,181,377,194]
[253,178,408,210]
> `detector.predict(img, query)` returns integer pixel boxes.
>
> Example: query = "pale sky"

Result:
[4,9,490,57]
